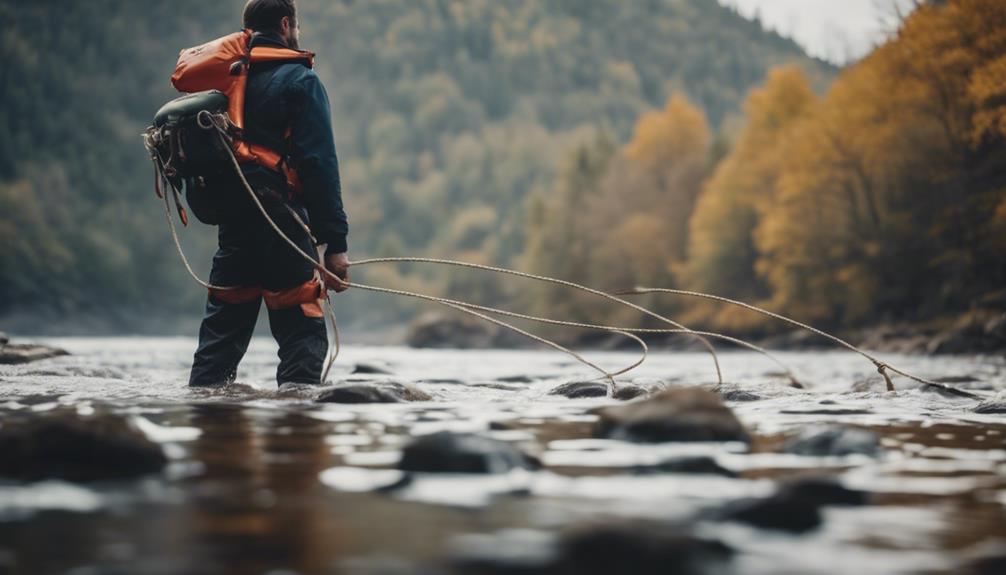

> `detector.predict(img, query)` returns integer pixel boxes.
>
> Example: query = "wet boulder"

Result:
[351,362,394,375]
[781,475,870,507]
[549,380,609,398]
[497,374,536,384]
[961,545,1006,575]
[632,455,737,478]
[974,391,1006,414]
[595,387,750,444]
[714,476,867,533]
[451,523,733,575]
[782,425,880,457]
[718,490,823,533]
[613,385,649,401]
[406,312,522,349]
[316,382,432,404]
[0,339,69,365]
[0,411,167,482]
[399,431,538,474]
[556,523,733,575]
[713,384,762,402]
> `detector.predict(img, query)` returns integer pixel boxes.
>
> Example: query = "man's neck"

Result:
[250,30,288,49]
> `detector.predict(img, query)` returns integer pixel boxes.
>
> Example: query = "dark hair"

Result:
[243,0,296,33]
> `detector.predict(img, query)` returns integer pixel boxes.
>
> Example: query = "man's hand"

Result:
[323,252,350,293]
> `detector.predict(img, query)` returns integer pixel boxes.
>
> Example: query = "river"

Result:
[1,337,1004,574]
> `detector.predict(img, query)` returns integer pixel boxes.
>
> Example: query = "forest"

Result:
[521,0,1006,339]
[2,0,1001,339]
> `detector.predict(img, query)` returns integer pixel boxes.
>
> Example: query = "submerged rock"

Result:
[549,380,609,398]
[613,385,649,401]
[974,391,1006,414]
[781,476,869,507]
[451,523,733,575]
[316,382,432,404]
[0,340,69,365]
[782,425,880,457]
[961,545,1006,575]
[632,455,737,477]
[351,362,395,375]
[719,490,823,533]
[497,375,536,384]
[715,476,867,533]
[406,312,522,349]
[0,411,167,482]
[779,407,873,415]
[399,431,538,474]
[713,384,762,402]
[595,387,750,444]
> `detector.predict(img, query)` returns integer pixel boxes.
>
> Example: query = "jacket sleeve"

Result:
[288,70,349,254]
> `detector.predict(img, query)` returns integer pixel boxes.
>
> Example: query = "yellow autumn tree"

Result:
[620,92,711,265]
[519,93,711,329]
[755,0,1006,325]
[680,66,817,330]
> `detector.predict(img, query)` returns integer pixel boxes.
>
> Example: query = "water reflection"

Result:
[181,405,337,574]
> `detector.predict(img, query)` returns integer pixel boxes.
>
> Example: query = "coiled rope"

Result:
[147,111,983,401]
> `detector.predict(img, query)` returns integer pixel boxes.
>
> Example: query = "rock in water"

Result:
[781,476,869,507]
[782,425,880,457]
[451,523,733,575]
[719,490,823,533]
[0,411,167,482]
[595,387,750,444]
[406,312,496,349]
[316,382,432,404]
[549,381,609,398]
[612,385,648,401]
[632,455,737,478]
[0,341,69,365]
[714,476,867,533]
[713,384,762,402]
[399,431,538,474]
[351,362,394,375]
[557,523,733,575]
[0,331,8,345]
[974,391,1006,414]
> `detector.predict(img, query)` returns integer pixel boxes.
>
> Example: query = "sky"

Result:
[718,0,919,64]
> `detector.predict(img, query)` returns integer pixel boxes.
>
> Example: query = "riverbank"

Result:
[0,333,68,365]
[404,309,1006,356]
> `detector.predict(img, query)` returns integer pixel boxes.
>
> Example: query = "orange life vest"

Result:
[170,30,315,193]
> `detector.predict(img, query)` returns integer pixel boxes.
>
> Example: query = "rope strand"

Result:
[147,112,982,401]
[618,287,981,399]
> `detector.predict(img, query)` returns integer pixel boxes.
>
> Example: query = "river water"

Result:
[1,337,1004,574]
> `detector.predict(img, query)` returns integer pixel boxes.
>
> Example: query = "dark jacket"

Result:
[242,31,348,254]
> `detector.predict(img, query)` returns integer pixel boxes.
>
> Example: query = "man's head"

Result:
[243,0,299,49]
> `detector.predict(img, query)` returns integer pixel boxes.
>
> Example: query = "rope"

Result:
[149,111,981,402]
[617,287,982,399]
[352,257,724,384]
[347,260,799,385]
[198,115,652,390]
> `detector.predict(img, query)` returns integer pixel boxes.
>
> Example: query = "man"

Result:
[188,0,349,387]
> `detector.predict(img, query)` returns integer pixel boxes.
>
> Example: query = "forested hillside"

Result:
[0,0,832,332]
[522,0,1006,338]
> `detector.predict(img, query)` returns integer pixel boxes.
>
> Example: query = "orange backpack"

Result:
[171,30,315,192]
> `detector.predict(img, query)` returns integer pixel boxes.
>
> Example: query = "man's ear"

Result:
[280,16,291,36]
